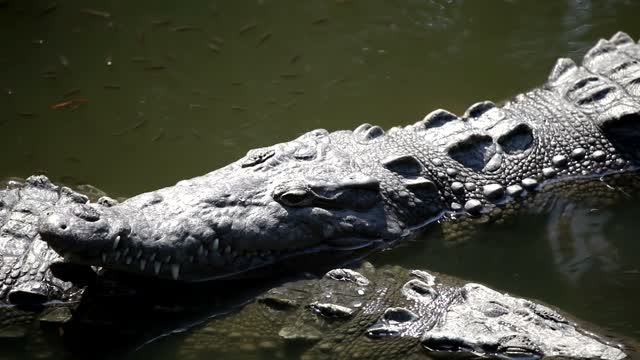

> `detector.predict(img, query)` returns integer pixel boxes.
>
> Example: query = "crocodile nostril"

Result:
[60,224,67,230]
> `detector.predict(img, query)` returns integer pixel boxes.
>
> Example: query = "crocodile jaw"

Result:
[39,199,392,282]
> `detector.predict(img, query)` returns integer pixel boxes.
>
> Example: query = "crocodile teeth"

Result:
[197,245,204,256]
[140,259,146,271]
[212,238,219,251]
[112,235,121,250]
[170,264,180,280]
[125,256,132,265]
[135,250,142,259]
[114,251,121,262]
[153,261,162,275]
[149,252,156,262]
[101,253,107,263]
[224,245,231,254]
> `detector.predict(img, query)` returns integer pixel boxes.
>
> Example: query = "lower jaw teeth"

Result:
[170,264,180,280]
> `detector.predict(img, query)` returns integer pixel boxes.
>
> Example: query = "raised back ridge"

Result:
[390,32,640,217]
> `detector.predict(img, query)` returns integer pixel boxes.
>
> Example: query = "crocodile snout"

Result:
[39,203,116,256]
[40,212,72,237]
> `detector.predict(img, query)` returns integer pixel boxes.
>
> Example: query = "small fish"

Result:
[210,36,224,45]
[191,128,202,139]
[312,18,329,25]
[171,26,201,32]
[207,43,221,53]
[289,90,305,95]
[103,84,121,90]
[239,23,257,35]
[152,128,165,142]
[144,65,166,71]
[80,8,111,19]
[289,54,301,64]
[257,32,272,46]
[231,106,246,112]
[58,55,69,68]
[132,119,146,130]
[111,119,146,136]
[17,112,36,118]
[131,57,149,63]
[51,98,88,109]
[151,19,171,27]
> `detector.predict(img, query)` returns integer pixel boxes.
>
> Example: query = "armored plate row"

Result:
[447,134,496,172]
[421,109,459,129]
[463,101,496,119]
[497,123,534,155]
[354,123,385,143]
[382,155,423,177]
[482,184,505,201]
[610,31,635,47]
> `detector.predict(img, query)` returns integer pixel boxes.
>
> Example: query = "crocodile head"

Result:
[39,129,423,281]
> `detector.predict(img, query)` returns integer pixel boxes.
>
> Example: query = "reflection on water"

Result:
[1,0,640,359]
[546,199,619,284]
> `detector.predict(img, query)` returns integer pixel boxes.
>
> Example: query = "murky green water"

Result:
[2,0,640,359]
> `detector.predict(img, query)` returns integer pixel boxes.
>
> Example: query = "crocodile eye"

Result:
[277,189,311,207]
[242,148,275,167]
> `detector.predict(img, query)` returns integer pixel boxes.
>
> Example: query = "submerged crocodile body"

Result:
[38,32,640,281]
[0,260,633,359]
[0,176,94,305]
[167,263,629,360]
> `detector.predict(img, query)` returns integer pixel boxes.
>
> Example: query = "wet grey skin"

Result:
[0,176,92,305]
[174,263,630,360]
[39,32,640,281]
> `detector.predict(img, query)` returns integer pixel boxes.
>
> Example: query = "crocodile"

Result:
[155,263,631,360]
[0,176,97,306]
[0,260,633,359]
[37,32,640,282]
